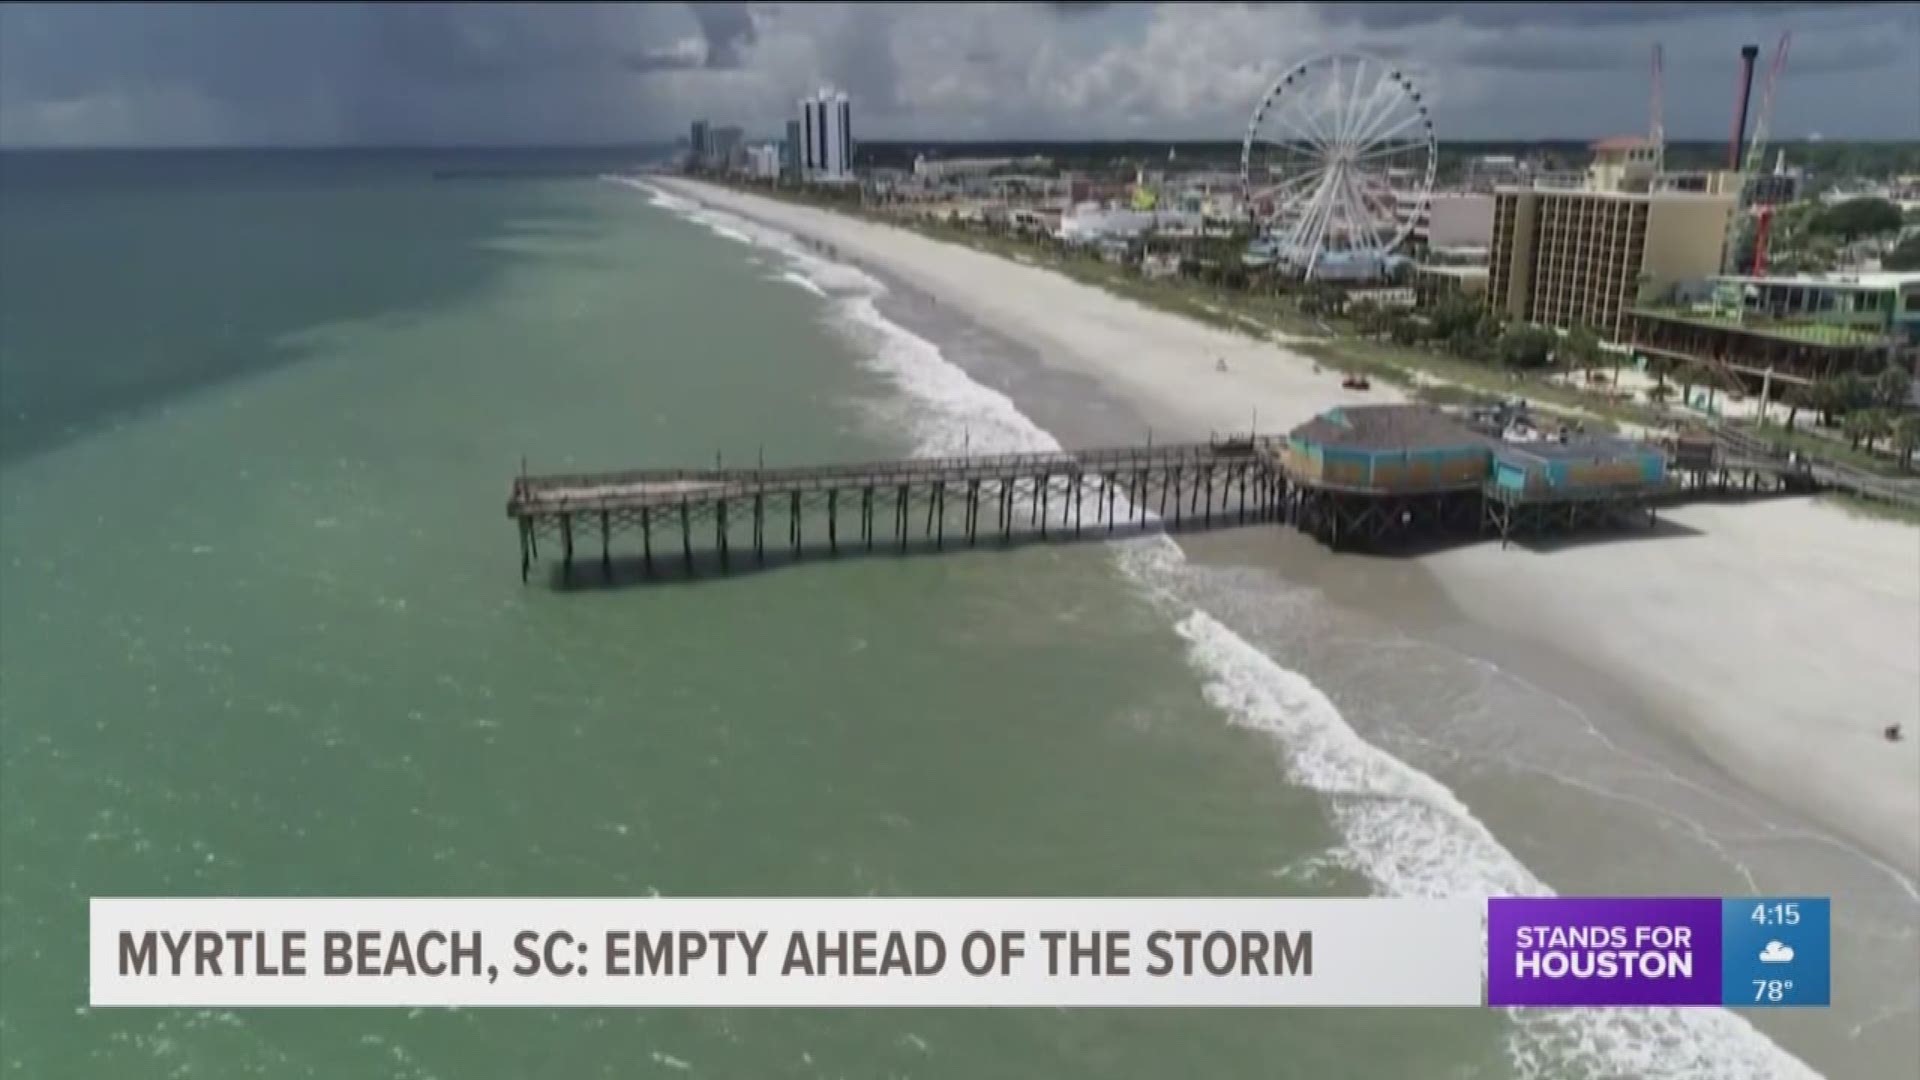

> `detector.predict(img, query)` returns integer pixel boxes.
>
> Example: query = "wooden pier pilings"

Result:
[508,440,1284,583]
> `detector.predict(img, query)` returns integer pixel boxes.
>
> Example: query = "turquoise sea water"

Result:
[0,152,1870,1078]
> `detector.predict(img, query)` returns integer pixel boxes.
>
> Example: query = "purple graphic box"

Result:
[1487,897,1723,1007]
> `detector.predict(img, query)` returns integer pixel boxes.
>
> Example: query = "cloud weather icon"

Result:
[1759,941,1795,964]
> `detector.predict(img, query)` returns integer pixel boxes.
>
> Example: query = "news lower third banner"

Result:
[1486,896,1830,1008]
[91,897,1480,1007]
[91,896,1831,1008]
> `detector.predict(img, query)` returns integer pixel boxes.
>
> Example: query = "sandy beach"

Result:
[659,177,1920,885]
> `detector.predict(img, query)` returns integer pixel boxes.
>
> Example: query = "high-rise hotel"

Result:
[1484,138,1734,339]
[798,88,853,183]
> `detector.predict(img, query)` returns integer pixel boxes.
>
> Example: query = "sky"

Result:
[1,2,1915,148]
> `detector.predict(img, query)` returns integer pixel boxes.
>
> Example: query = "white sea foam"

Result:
[622,178,1821,1080]
[833,296,1052,457]
[776,271,828,298]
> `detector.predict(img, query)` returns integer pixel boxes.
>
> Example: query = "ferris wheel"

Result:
[1241,53,1437,278]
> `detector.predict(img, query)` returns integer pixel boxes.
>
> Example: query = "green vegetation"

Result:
[1807,197,1904,241]
[1497,325,1557,370]
[1885,234,1920,271]
[1748,196,1910,275]
[1898,412,1920,470]
[1820,491,1920,526]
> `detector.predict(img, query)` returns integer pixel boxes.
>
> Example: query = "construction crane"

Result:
[1744,33,1792,274]
[1722,33,1792,274]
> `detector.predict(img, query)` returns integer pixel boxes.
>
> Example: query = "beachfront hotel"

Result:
[1486,184,1733,341]
[799,88,854,183]
[1477,136,1735,341]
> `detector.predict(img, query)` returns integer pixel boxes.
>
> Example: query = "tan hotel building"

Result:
[1487,186,1733,340]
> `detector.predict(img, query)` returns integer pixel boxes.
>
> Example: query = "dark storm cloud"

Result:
[0,1,1912,146]
[0,4,350,100]
[1050,2,1892,25]
[688,1,757,67]
[0,2,707,145]
[827,5,903,113]
[1309,2,1892,29]
[1455,37,1642,74]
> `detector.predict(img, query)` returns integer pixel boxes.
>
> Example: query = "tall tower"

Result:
[784,119,803,181]
[798,96,815,180]
[814,92,831,176]
[796,88,854,182]
[822,90,842,179]
[835,91,852,178]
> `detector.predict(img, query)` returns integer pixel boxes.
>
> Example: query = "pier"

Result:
[507,406,1850,585]
[508,440,1282,583]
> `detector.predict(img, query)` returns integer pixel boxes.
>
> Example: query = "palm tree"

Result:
[1874,363,1914,410]
[1782,385,1809,431]
[1646,357,1674,394]
[1809,376,1844,427]
[1837,371,1875,413]
[1844,408,1892,453]
[1347,299,1384,336]
[1559,325,1602,372]
[1895,413,1920,471]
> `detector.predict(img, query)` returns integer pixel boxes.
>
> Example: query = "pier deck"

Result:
[508,440,1284,582]
[507,410,1871,586]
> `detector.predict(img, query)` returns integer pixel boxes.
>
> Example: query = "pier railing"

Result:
[508,439,1288,582]
[510,440,1277,513]
[1709,423,1920,511]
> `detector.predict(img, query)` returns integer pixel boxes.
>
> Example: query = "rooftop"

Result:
[1289,405,1489,452]
[1494,184,1732,203]
[1498,434,1656,463]
[1628,306,1888,347]
[1715,271,1920,291]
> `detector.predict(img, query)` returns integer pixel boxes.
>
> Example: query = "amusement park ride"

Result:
[1240,52,1438,280]
[1726,33,1792,276]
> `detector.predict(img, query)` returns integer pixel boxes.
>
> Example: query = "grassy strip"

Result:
[1289,335,1642,432]
[1819,491,1920,526]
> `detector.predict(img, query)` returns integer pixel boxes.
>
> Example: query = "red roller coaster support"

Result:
[1752,205,1774,276]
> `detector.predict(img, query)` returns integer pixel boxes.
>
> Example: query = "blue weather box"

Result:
[1721,898,1830,1007]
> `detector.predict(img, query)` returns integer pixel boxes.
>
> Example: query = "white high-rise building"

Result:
[798,88,853,182]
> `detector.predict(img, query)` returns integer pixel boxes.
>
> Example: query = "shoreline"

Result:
[655,176,1919,886]
[646,175,1919,1074]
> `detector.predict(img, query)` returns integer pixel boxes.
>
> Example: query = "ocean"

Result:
[0,151,1903,1078]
